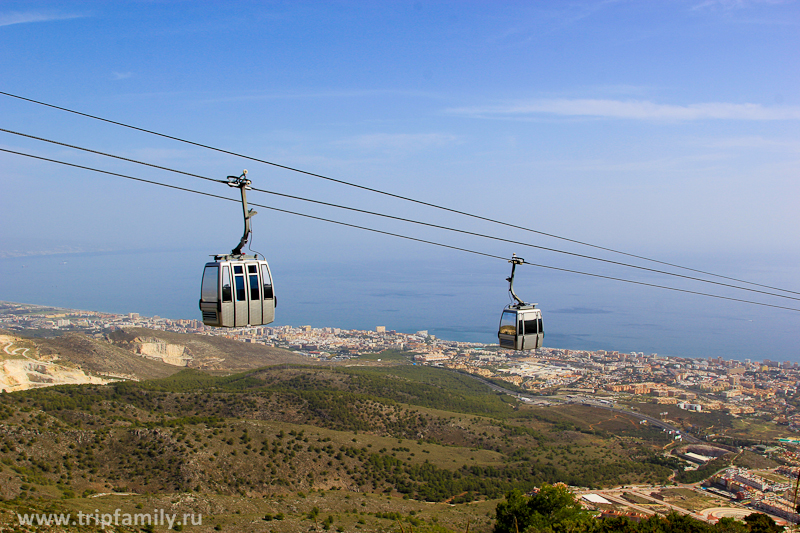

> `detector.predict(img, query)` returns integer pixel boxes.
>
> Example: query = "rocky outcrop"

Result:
[1,333,110,392]
[133,337,193,366]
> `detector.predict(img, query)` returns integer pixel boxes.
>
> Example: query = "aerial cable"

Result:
[1,89,795,297]
[2,126,799,303]
[0,147,230,202]
[3,146,800,314]
[0,127,227,185]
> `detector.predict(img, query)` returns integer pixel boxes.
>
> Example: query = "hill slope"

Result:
[0,365,676,502]
[109,327,309,371]
[1,329,181,391]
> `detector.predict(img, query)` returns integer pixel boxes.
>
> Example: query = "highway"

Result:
[462,373,701,444]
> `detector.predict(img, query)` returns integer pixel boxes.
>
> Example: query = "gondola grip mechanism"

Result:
[507,253,526,307]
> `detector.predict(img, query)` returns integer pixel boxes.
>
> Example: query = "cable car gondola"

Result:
[498,254,543,351]
[199,171,276,327]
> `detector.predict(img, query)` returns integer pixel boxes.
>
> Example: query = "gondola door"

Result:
[246,262,263,326]
[498,309,518,349]
[518,309,543,351]
[200,264,220,326]
[219,264,234,326]
[232,264,249,327]
[260,263,275,325]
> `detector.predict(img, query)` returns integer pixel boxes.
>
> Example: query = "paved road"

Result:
[599,492,658,517]
[594,405,702,444]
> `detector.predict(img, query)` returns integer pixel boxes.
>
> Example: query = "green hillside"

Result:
[0,364,683,532]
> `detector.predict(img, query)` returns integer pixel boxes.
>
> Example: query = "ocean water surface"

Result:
[0,248,797,362]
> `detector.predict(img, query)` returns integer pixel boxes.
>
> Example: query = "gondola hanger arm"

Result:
[507,253,527,307]
[227,170,257,257]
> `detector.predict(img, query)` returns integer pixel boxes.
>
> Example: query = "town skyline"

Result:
[3,299,798,425]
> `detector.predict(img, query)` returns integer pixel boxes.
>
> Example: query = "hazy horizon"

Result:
[2,247,797,362]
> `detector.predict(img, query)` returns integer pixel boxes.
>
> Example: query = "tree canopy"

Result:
[493,487,785,533]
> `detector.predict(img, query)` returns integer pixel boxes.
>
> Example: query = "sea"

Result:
[0,248,797,362]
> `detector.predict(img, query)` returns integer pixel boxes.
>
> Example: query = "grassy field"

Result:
[752,470,790,483]
[0,491,499,533]
[726,418,791,441]
[652,488,730,513]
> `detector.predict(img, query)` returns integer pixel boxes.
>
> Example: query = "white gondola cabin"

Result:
[199,170,276,327]
[200,256,275,327]
[497,254,544,351]
[498,305,543,351]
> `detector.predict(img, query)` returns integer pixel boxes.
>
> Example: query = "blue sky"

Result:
[0,1,798,359]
